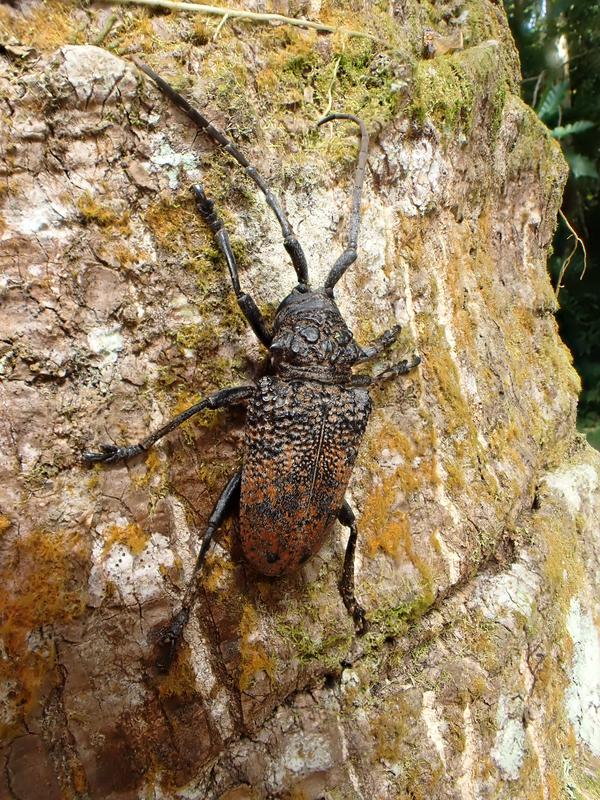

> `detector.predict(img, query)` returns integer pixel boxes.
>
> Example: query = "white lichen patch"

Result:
[565,598,600,756]
[490,694,526,780]
[87,325,124,364]
[544,463,599,516]
[456,702,477,800]
[170,292,204,323]
[469,558,540,634]
[421,690,448,767]
[3,183,71,239]
[270,732,334,790]
[150,135,200,188]
[184,619,217,696]
[432,526,461,583]
[378,132,449,216]
[88,531,174,607]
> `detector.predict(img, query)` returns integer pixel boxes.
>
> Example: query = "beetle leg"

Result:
[348,355,421,387]
[193,185,272,348]
[371,355,421,383]
[354,324,403,363]
[155,471,242,671]
[82,385,253,464]
[338,500,368,635]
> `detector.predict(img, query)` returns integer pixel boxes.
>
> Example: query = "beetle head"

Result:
[270,287,360,369]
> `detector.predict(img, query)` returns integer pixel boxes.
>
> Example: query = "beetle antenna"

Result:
[317,113,369,290]
[133,58,309,286]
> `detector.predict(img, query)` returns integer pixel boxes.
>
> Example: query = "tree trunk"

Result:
[1,2,598,798]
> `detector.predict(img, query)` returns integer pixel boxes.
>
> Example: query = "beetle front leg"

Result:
[154,471,242,671]
[372,355,421,383]
[349,355,421,387]
[82,385,253,464]
[355,324,403,363]
[338,500,368,635]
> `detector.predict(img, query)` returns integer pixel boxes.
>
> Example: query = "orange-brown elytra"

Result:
[83,61,420,670]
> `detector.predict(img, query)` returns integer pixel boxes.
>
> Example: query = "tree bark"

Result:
[1,2,599,798]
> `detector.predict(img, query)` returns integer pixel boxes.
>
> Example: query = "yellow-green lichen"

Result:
[77,191,131,233]
[277,621,350,669]
[238,604,276,692]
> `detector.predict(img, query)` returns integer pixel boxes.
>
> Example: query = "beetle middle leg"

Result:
[82,385,253,464]
[155,470,242,671]
[338,500,368,635]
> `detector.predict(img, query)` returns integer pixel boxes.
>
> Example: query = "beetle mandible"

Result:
[84,60,420,668]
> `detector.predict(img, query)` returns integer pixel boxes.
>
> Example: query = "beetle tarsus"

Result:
[353,604,369,636]
[155,607,189,672]
[82,443,144,464]
[372,354,421,384]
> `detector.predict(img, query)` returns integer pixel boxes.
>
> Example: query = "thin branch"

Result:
[93,13,118,45]
[213,12,229,39]
[531,68,545,110]
[555,209,588,298]
[322,56,341,118]
[106,0,377,40]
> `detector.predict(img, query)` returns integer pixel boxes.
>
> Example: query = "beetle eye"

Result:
[300,326,319,343]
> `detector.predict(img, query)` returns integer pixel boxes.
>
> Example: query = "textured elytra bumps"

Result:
[0,1,599,798]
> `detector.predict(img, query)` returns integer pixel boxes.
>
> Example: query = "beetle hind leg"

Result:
[154,471,242,671]
[338,500,368,635]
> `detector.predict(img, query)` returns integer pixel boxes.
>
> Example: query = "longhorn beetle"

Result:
[84,60,420,668]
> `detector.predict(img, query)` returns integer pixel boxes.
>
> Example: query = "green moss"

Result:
[411,42,511,140]
[367,591,433,646]
[277,621,350,668]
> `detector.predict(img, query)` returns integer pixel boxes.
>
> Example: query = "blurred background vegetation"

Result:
[503,0,600,448]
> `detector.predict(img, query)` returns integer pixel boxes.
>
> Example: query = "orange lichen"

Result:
[102,522,149,556]
[157,645,198,701]
[144,194,210,257]
[132,450,163,489]
[238,604,276,692]
[362,474,410,561]
[0,529,89,735]
[203,551,235,593]
[114,10,156,52]
[0,515,12,534]
[0,1,80,51]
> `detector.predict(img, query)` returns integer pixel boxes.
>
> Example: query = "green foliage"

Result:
[565,151,599,178]
[551,120,595,139]
[504,0,600,448]
[536,80,568,121]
